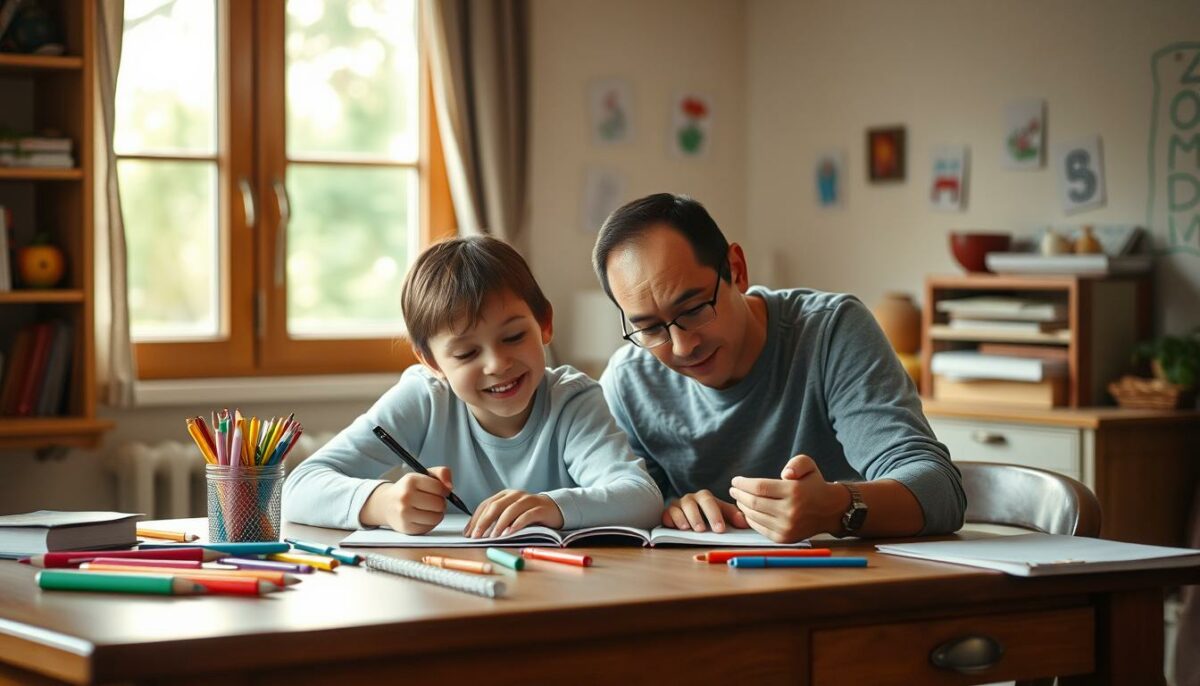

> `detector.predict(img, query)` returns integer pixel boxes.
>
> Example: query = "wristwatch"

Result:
[835,482,868,537]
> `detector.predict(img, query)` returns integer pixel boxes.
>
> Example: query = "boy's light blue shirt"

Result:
[283,365,663,531]
[600,286,966,536]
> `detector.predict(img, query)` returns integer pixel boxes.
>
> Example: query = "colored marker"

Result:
[139,542,290,556]
[485,547,524,571]
[222,557,315,574]
[693,548,833,564]
[422,556,494,575]
[80,562,300,586]
[372,425,473,515]
[268,552,338,571]
[190,577,280,596]
[728,556,869,568]
[22,548,224,568]
[36,570,206,595]
[284,538,363,566]
[136,527,199,542]
[520,548,592,567]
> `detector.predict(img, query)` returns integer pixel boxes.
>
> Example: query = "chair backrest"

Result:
[959,461,1102,537]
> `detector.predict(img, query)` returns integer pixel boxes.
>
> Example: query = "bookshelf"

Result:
[0,0,112,451]
[921,273,1152,408]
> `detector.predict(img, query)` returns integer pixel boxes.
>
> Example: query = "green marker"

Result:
[486,547,524,571]
[37,570,206,595]
[285,538,363,566]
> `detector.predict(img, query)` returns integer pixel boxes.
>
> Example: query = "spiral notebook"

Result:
[341,514,811,548]
[364,553,506,598]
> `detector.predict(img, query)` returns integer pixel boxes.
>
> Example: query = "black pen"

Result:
[372,425,473,516]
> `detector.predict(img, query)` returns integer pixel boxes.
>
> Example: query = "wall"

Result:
[746,0,1200,334]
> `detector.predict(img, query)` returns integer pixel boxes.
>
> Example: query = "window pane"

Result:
[120,160,219,340]
[286,164,415,337]
[116,0,216,154]
[285,0,419,161]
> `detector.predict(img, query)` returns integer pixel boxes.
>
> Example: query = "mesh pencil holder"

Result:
[205,463,284,543]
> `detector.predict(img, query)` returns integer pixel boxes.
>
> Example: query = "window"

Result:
[115,0,452,379]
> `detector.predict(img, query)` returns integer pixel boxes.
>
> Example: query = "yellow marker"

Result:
[269,552,339,571]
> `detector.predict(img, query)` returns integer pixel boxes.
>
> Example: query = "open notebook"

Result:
[876,533,1200,577]
[340,514,810,548]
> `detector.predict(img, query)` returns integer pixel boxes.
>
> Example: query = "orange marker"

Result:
[136,527,199,542]
[520,548,592,567]
[693,548,833,564]
[192,577,280,596]
[422,556,493,575]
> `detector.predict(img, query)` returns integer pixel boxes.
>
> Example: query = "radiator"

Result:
[106,432,334,519]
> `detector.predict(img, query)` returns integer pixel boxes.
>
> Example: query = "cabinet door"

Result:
[929,417,1082,481]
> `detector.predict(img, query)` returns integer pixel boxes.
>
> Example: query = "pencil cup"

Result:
[205,464,284,543]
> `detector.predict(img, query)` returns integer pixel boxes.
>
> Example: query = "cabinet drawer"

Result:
[929,417,1081,477]
[812,607,1094,685]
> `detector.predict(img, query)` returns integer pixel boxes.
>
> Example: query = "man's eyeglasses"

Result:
[620,265,724,349]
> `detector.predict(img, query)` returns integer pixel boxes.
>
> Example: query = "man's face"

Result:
[606,225,745,389]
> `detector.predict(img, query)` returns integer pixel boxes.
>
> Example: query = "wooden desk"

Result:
[0,519,1196,685]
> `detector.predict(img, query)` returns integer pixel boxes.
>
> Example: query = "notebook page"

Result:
[649,527,812,547]
[340,514,564,548]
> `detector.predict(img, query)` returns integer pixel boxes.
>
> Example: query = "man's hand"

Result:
[661,489,750,533]
[465,490,565,538]
[360,466,454,534]
[728,455,848,543]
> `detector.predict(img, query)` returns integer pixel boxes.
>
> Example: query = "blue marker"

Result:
[728,556,868,568]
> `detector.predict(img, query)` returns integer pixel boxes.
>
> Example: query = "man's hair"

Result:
[591,193,730,299]
[402,236,551,358]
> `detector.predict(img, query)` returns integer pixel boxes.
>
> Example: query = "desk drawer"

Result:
[811,607,1094,685]
[929,417,1081,478]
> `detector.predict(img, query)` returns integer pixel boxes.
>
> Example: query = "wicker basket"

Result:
[1107,375,1194,410]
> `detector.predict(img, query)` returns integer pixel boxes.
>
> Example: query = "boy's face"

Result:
[421,290,553,438]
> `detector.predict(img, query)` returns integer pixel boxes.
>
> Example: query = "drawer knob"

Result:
[929,635,1005,674]
[970,430,1007,445]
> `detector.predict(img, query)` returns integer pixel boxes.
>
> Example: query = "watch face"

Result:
[844,505,868,532]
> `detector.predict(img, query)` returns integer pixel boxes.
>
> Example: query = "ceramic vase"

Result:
[872,292,921,355]
[1040,230,1070,255]
[1074,226,1103,254]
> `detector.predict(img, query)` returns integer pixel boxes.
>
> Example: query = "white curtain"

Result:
[424,0,529,244]
[94,0,136,407]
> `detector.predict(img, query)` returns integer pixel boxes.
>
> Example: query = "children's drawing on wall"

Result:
[670,93,711,158]
[867,126,905,182]
[580,166,626,233]
[815,150,846,208]
[1003,98,1046,169]
[1056,135,1106,214]
[589,78,634,145]
[1147,42,1200,257]
[930,145,968,212]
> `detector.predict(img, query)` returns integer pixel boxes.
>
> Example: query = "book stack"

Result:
[937,295,1067,337]
[0,136,74,169]
[931,349,1067,408]
[0,511,141,557]
[0,319,73,417]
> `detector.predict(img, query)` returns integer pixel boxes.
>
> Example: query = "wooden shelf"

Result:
[0,167,82,181]
[0,53,83,73]
[0,290,85,304]
[0,417,115,450]
[928,324,1071,345]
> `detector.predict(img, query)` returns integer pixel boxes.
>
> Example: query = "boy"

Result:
[284,236,663,537]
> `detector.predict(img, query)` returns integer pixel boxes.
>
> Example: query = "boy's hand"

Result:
[360,466,454,534]
[661,489,749,532]
[465,490,564,538]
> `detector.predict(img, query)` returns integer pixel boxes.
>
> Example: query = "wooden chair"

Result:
[959,461,1102,537]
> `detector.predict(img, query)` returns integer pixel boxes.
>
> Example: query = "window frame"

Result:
[129,0,453,380]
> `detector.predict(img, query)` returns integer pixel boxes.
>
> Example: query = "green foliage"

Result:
[1134,328,1200,389]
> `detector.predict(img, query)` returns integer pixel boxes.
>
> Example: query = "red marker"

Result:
[520,548,592,567]
[693,548,833,564]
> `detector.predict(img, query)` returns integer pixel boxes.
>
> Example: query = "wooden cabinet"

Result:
[0,1,112,450]
[922,273,1152,407]
[925,401,1200,548]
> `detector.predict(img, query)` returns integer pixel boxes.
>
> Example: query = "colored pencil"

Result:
[727,556,869,568]
[21,548,225,568]
[137,527,199,542]
[80,562,300,586]
[221,557,314,574]
[90,557,202,569]
[284,538,363,565]
[693,548,833,564]
[139,541,289,555]
[36,570,206,595]
[268,552,338,571]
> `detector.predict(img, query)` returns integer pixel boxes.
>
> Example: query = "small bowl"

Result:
[949,232,1012,273]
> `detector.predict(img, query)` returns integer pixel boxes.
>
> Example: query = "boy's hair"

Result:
[592,193,730,300]
[402,236,551,358]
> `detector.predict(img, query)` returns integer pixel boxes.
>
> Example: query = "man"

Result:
[594,193,964,543]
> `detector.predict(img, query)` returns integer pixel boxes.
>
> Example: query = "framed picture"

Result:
[867,126,905,182]
[589,78,634,145]
[930,145,968,212]
[1003,98,1045,169]
[815,149,847,209]
[669,93,712,158]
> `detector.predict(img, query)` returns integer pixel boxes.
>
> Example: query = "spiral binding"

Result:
[364,554,507,598]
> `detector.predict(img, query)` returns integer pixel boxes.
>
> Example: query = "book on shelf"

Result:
[36,320,72,416]
[947,317,1067,334]
[0,204,11,291]
[936,296,1065,322]
[15,321,53,416]
[0,151,75,168]
[340,513,811,549]
[0,326,33,415]
[0,320,73,417]
[933,374,1066,408]
[931,350,1067,383]
[876,532,1200,577]
[977,342,1070,363]
[0,511,142,557]
[0,136,73,154]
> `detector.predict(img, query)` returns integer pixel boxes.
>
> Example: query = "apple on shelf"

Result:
[17,234,65,288]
